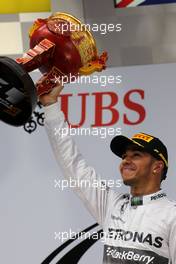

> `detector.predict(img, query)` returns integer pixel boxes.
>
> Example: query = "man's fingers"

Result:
[50,84,64,95]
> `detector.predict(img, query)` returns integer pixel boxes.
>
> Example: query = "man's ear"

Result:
[152,160,164,174]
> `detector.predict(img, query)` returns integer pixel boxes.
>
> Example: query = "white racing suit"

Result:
[44,102,176,264]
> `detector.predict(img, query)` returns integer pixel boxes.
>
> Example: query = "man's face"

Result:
[119,147,155,186]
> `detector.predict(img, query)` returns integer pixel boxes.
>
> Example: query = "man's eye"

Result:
[133,152,141,157]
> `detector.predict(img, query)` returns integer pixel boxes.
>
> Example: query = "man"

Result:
[40,84,176,264]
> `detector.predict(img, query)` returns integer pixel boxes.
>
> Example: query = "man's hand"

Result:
[38,82,63,106]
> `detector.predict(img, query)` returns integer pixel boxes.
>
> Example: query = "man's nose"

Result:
[122,156,132,164]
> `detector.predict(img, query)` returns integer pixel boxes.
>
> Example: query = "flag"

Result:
[115,0,176,8]
[0,0,51,14]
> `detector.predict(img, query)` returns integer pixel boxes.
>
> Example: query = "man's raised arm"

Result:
[39,84,117,227]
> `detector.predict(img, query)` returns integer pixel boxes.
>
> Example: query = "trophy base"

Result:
[0,57,37,126]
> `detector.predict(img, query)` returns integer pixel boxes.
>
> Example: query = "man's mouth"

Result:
[122,166,136,171]
[121,166,136,174]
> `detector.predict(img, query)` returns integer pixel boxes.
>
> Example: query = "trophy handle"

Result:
[16,38,56,72]
[79,52,108,75]
[36,66,65,96]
